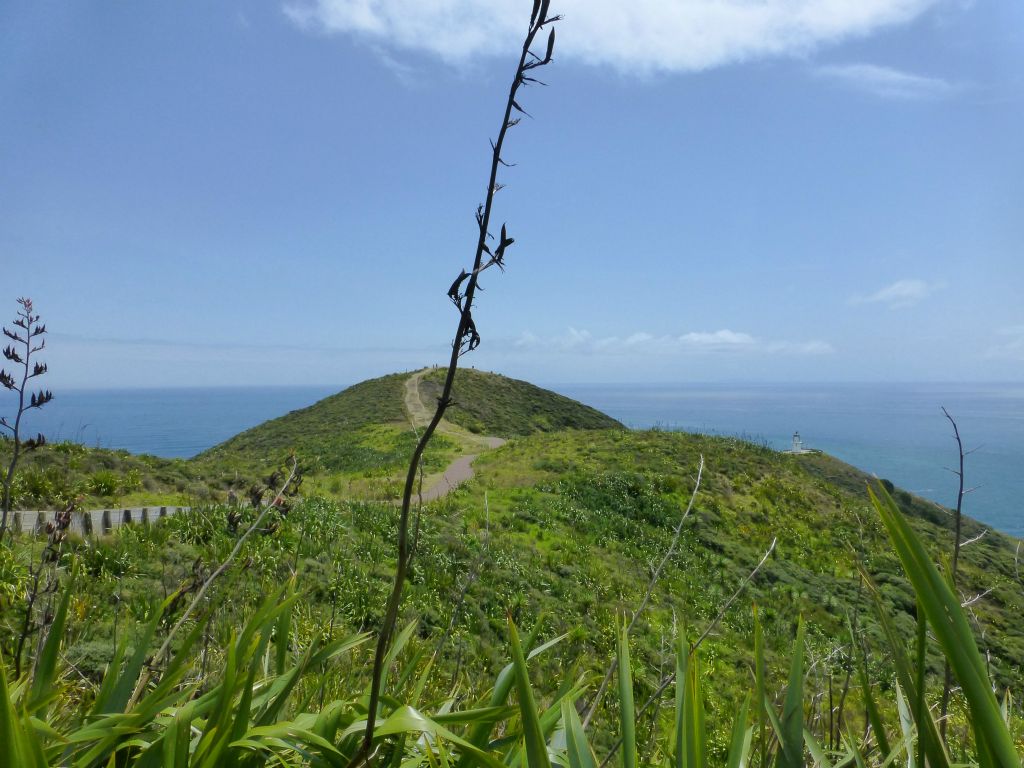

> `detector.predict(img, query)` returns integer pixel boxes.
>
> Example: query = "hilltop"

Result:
[195,368,623,498]
[419,367,622,437]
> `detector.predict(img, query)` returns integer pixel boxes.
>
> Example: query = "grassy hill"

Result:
[2,370,1022,755]
[195,369,623,498]
[2,368,624,509]
[420,367,623,437]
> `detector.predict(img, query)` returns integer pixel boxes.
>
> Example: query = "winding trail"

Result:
[403,369,506,502]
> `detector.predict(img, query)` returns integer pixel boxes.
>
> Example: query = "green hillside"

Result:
[198,372,411,471]
[197,369,623,487]
[0,439,223,510]
[3,371,1022,758]
[420,367,624,437]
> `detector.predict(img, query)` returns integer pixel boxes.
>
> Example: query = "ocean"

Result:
[14,382,1023,537]
[560,382,1023,538]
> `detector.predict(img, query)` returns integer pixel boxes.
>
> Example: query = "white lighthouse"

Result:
[785,431,820,455]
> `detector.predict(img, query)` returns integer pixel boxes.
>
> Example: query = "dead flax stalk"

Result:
[351,5,560,763]
[582,456,704,729]
[939,405,970,742]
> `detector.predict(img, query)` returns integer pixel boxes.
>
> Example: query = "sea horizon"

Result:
[13,380,1023,538]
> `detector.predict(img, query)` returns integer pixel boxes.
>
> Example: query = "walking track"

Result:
[403,369,505,502]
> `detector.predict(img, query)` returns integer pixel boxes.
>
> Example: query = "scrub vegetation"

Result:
[2,1,1021,765]
[1,390,1022,766]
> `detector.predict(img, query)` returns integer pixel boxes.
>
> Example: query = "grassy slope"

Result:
[4,372,1022,750]
[0,439,225,510]
[198,373,411,471]
[193,372,463,500]
[420,367,624,437]
[195,368,622,498]
[460,431,1023,724]
[6,427,1020,752]
[1,368,625,509]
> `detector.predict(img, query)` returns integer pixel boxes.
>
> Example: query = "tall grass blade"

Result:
[275,591,293,677]
[1,659,45,768]
[754,606,768,768]
[727,695,753,768]
[562,700,597,768]
[27,561,76,714]
[862,573,948,768]
[616,619,637,768]
[803,728,833,768]
[775,618,805,768]
[675,635,689,768]
[869,484,1020,767]
[508,616,552,768]
[458,623,561,764]
[856,648,890,758]
[685,648,706,768]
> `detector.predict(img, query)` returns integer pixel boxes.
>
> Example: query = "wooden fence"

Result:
[8,506,192,537]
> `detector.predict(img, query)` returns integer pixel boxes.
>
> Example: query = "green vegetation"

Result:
[0,482,1020,766]
[0,439,224,509]
[199,373,415,473]
[422,367,623,437]
[1,372,1022,766]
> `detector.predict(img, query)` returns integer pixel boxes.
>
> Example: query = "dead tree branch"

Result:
[597,537,776,768]
[582,457,704,729]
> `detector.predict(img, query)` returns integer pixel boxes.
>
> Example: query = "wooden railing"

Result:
[8,506,191,537]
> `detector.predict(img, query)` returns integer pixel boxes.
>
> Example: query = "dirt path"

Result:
[403,369,506,500]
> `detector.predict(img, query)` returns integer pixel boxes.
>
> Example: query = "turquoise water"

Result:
[13,382,1023,537]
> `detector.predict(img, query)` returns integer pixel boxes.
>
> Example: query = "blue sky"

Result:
[1,0,1021,388]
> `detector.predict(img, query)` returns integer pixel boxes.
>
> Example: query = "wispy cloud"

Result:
[816,63,959,100]
[513,328,833,356]
[985,325,1024,361]
[850,279,941,309]
[283,0,944,74]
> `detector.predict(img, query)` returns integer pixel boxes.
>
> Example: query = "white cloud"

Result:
[283,0,944,73]
[816,63,958,99]
[850,279,941,309]
[513,327,833,356]
[985,326,1024,361]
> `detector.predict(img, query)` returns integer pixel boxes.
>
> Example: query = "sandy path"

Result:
[403,369,506,499]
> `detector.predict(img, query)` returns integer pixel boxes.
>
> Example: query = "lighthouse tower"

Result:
[791,432,803,453]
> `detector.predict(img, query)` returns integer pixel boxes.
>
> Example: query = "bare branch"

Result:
[597,537,777,768]
[582,457,704,729]
[960,588,994,608]
[961,530,988,548]
[692,537,777,652]
[127,457,299,708]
